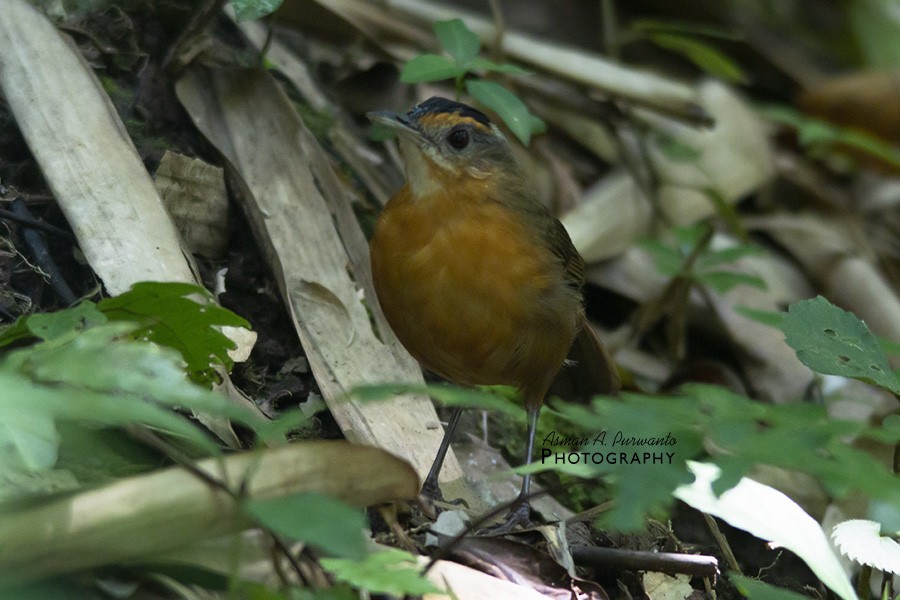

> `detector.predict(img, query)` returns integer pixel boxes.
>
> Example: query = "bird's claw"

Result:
[476,499,532,535]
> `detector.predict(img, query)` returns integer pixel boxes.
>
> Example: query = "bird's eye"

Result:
[446,127,470,150]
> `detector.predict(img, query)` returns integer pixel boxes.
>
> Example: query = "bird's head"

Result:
[368,97,518,198]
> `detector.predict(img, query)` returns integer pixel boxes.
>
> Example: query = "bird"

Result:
[368,97,618,531]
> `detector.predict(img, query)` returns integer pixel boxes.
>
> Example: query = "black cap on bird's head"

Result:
[368,97,516,188]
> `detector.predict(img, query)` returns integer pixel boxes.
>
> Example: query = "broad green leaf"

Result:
[730,574,817,600]
[675,462,855,600]
[696,270,767,294]
[400,54,462,83]
[245,492,367,560]
[781,296,900,392]
[466,80,545,145]
[230,0,283,21]
[468,57,530,75]
[99,282,251,381]
[645,32,747,83]
[321,549,440,596]
[434,18,480,67]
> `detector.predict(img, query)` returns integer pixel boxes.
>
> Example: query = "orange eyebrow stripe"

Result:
[418,112,491,132]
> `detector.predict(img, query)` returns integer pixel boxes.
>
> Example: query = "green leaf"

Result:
[640,238,686,277]
[321,549,440,596]
[849,0,900,68]
[99,282,250,381]
[468,57,530,75]
[733,305,784,328]
[245,492,367,560]
[696,244,764,269]
[696,270,767,294]
[762,105,900,170]
[644,32,747,84]
[655,131,702,162]
[400,54,463,83]
[730,574,828,600]
[466,80,545,145]
[434,18,480,67]
[781,296,900,393]
[230,0,283,21]
[631,19,741,41]
[0,301,107,348]
[0,406,58,471]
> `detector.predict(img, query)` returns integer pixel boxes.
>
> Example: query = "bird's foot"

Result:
[477,498,532,535]
[421,478,469,510]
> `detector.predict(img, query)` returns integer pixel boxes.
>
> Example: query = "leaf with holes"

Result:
[781,296,900,393]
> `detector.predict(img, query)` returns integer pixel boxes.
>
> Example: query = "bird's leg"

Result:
[479,405,540,534]
[421,406,465,504]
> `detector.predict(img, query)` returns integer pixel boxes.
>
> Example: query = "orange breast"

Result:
[370,184,580,406]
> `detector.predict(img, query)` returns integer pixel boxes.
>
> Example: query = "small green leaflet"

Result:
[321,549,440,596]
[230,0,283,21]
[466,79,545,145]
[400,54,463,83]
[434,18,480,67]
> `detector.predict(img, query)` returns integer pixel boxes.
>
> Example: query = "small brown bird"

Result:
[369,97,618,530]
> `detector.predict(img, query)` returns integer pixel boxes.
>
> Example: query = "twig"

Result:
[0,207,77,240]
[10,198,76,305]
[702,512,741,575]
[571,544,719,578]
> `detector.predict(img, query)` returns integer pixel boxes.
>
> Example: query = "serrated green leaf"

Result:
[245,492,367,560]
[321,549,440,596]
[400,54,462,83]
[645,32,747,83]
[99,282,250,380]
[468,57,530,74]
[230,0,283,21]
[434,18,480,66]
[466,79,545,145]
[781,296,900,392]
[696,270,767,294]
